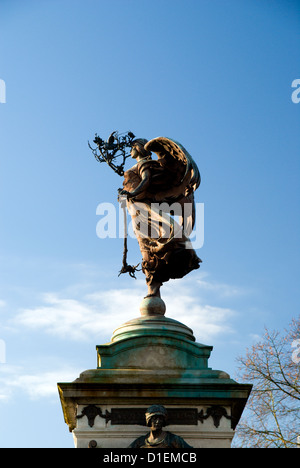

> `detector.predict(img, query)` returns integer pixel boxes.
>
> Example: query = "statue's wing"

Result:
[143,137,200,236]
[144,137,200,199]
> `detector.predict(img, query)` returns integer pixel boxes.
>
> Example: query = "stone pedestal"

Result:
[58,308,251,448]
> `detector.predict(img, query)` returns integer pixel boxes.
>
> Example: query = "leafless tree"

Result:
[233,317,300,448]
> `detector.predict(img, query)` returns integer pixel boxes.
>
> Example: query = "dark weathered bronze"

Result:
[128,405,193,448]
[76,404,233,435]
[91,131,202,298]
[118,196,141,279]
[119,137,202,298]
[88,440,98,448]
[108,407,198,426]
[198,405,232,428]
[76,404,110,427]
[90,130,140,278]
[89,130,135,176]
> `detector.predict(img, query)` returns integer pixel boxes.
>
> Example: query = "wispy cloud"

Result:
[0,272,245,402]
[13,273,239,344]
[0,364,80,401]
[194,275,247,298]
[14,288,142,342]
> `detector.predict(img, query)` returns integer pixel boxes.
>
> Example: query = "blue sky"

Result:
[0,0,299,448]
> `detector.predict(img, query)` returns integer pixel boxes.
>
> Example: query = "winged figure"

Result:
[119,137,202,298]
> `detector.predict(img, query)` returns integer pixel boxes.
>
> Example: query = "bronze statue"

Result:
[128,405,193,448]
[119,137,201,298]
[90,132,202,299]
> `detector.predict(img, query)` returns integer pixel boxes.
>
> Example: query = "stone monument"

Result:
[58,132,252,448]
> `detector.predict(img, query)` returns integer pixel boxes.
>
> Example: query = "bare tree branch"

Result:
[233,316,300,448]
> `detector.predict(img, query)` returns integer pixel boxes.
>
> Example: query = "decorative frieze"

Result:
[76,404,232,429]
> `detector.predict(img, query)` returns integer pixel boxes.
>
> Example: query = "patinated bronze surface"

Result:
[119,137,202,298]
[90,132,202,299]
[128,405,193,449]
